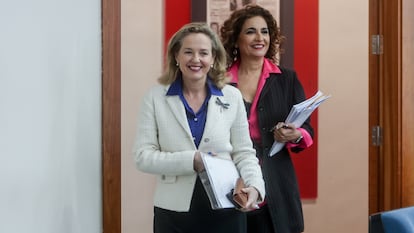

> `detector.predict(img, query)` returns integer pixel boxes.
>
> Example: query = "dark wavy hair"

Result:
[220,5,284,66]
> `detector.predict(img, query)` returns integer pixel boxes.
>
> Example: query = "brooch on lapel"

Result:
[215,97,230,112]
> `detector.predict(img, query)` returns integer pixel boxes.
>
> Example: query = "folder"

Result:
[269,90,331,156]
[198,153,240,209]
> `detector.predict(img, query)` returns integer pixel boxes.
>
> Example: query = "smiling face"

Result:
[175,33,215,83]
[236,16,270,60]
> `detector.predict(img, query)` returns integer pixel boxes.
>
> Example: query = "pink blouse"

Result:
[228,59,312,149]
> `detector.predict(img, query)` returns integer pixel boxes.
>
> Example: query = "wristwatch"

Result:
[292,135,303,144]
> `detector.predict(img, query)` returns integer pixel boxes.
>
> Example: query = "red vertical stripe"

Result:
[164,0,191,53]
[293,0,319,199]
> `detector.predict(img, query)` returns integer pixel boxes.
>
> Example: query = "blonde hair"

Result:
[158,22,230,89]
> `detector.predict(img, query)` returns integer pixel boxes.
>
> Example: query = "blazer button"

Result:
[204,138,210,143]
[161,175,166,180]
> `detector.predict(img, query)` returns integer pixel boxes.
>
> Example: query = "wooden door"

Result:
[369,0,414,215]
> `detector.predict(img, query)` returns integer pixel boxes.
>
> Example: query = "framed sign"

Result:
[206,0,280,33]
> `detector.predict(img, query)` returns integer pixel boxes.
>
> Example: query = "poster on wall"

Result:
[206,0,280,35]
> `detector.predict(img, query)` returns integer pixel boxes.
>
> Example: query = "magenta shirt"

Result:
[229,59,281,142]
[228,59,312,148]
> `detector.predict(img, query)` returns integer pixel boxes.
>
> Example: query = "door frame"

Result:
[102,0,121,232]
[369,0,403,214]
[369,0,414,214]
[368,0,381,214]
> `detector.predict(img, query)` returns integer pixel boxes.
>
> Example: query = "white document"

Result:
[199,153,240,209]
[269,90,331,156]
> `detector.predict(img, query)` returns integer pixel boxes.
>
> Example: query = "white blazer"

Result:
[133,84,265,211]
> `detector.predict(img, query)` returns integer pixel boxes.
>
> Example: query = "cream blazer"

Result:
[133,84,265,211]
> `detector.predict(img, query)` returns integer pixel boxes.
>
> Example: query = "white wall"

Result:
[0,1,102,232]
[121,0,369,233]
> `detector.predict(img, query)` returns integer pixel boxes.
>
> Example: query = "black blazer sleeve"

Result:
[256,67,314,155]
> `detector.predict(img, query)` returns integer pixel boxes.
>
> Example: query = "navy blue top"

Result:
[166,75,223,147]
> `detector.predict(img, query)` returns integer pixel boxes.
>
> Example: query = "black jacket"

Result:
[240,67,314,233]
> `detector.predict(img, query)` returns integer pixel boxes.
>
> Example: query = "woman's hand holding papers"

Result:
[194,151,219,173]
[272,122,303,143]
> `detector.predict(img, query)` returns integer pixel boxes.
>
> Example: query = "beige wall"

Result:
[121,0,369,232]
[121,1,162,232]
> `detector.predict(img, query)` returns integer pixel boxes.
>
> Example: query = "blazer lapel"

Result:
[202,95,224,137]
[165,95,193,138]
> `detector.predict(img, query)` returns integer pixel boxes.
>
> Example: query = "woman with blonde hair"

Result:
[133,22,265,233]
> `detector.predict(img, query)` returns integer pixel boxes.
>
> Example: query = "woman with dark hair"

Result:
[220,5,314,233]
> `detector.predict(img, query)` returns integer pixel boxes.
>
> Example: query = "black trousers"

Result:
[154,177,246,233]
[246,205,275,233]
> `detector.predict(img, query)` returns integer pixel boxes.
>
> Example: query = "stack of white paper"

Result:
[199,153,240,209]
[269,90,331,156]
